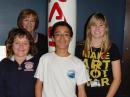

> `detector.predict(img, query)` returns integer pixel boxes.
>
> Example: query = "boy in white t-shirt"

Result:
[34,21,90,97]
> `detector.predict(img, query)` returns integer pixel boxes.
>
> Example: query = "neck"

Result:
[14,56,26,65]
[31,31,38,42]
[91,38,103,48]
[55,49,70,57]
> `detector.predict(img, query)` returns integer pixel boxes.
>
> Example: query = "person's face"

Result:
[12,36,30,58]
[53,26,71,51]
[22,15,36,33]
[90,20,105,39]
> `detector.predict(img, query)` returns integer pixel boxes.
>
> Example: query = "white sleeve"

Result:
[34,56,45,82]
[76,61,90,85]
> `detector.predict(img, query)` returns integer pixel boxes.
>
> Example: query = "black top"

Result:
[35,33,48,59]
[75,43,121,97]
[0,57,39,97]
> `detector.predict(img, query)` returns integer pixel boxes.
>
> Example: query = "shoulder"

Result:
[109,42,121,60]
[0,58,12,70]
[71,55,84,65]
[39,52,54,60]
[37,33,48,44]
[38,33,47,39]
[0,58,11,65]
[37,52,54,68]
[109,42,120,53]
[111,43,118,49]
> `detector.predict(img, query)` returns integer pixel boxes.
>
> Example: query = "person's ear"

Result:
[51,36,55,42]
[70,37,72,41]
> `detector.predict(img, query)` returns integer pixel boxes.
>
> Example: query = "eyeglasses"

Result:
[54,33,70,38]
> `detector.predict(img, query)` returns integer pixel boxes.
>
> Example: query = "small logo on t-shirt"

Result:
[67,70,75,78]
[24,62,34,71]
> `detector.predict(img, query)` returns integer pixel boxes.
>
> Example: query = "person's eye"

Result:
[13,41,19,44]
[54,33,61,36]
[100,24,103,26]
[23,19,28,21]
[64,33,70,37]
[30,20,35,23]
[23,42,29,45]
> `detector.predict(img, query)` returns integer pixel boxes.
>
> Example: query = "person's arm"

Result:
[0,65,6,97]
[35,79,43,97]
[0,76,5,97]
[106,60,121,97]
[77,84,87,97]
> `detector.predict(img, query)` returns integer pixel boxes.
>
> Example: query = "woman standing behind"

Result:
[0,28,39,97]
[17,8,48,58]
[76,13,121,97]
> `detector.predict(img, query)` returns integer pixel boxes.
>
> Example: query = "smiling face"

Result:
[90,20,105,39]
[53,26,71,51]
[22,14,36,33]
[12,35,30,58]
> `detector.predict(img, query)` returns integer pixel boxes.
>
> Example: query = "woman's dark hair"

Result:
[5,28,37,57]
[51,21,73,37]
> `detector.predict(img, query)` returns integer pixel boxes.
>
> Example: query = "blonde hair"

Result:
[83,13,111,57]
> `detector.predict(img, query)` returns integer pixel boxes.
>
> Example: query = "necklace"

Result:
[18,66,22,70]
[90,47,102,60]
